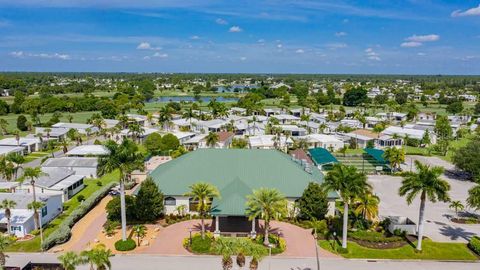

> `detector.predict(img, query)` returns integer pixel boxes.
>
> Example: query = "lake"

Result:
[150,96,239,103]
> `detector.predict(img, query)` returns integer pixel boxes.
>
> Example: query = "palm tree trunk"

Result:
[7,217,11,235]
[342,202,348,249]
[32,182,39,230]
[263,220,270,246]
[119,178,127,241]
[417,193,426,251]
[200,216,205,239]
[0,252,5,268]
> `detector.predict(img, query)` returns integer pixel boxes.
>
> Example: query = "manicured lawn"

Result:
[7,171,119,252]
[442,135,474,162]
[23,151,51,163]
[319,239,478,260]
[404,146,431,156]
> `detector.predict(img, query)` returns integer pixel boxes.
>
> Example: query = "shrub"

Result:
[135,177,164,222]
[188,233,214,254]
[42,182,117,250]
[76,195,85,203]
[30,229,40,236]
[349,230,403,243]
[115,238,137,251]
[468,236,480,255]
[106,195,136,222]
[297,182,329,220]
[96,181,103,186]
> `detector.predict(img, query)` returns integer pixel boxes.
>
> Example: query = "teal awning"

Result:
[308,148,338,166]
[363,148,387,164]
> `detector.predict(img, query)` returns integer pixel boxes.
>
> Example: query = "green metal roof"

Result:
[363,148,387,164]
[149,149,335,216]
[308,148,339,165]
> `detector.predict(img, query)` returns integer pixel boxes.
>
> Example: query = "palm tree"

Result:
[98,139,143,241]
[22,167,46,230]
[184,182,220,239]
[127,122,143,143]
[323,164,371,249]
[158,106,173,131]
[6,152,25,181]
[58,251,84,270]
[245,188,287,246]
[467,185,480,211]
[28,201,45,247]
[81,244,112,270]
[0,234,11,269]
[399,160,450,251]
[353,192,380,221]
[383,147,405,172]
[133,225,147,246]
[0,199,16,235]
[205,132,219,148]
[449,200,464,218]
[183,107,196,129]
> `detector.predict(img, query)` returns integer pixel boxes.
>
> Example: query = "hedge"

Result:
[468,236,480,255]
[42,182,117,250]
[349,230,403,243]
[115,238,136,251]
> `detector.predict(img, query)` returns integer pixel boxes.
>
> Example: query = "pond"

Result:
[149,96,239,103]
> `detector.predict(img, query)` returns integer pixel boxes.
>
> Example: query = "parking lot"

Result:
[370,155,480,243]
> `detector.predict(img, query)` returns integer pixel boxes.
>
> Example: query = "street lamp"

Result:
[268,243,274,270]
[313,227,320,270]
[333,231,337,252]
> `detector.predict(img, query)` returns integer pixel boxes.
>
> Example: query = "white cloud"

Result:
[451,4,480,17]
[153,52,168,58]
[342,19,349,24]
[295,49,304,53]
[365,48,381,61]
[326,43,347,49]
[335,32,347,37]
[417,52,426,56]
[10,51,24,58]
[10,51,70,60]
[240,56,247,61]
[136,42,161,50]
[190,35,200,40]
[216,18,228,25]
[229,26,242,32]
[406,34,440,42]
[401,41,422,48]
[277,44,283,48]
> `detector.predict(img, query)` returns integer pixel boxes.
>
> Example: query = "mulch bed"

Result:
[350,235,418,249]
[451,218,480,224]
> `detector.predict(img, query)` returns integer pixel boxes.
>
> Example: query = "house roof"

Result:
[36,167,75,188]
[149,149,335,216]
[216,131,235,142]
[66,145,110,156]
[308,148,339,165]
[364,148,387,164]
[42,157,98,168]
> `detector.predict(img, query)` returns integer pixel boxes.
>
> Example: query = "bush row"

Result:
[42,182,117,250]
[468,236,480,255]
[349,230,403,243]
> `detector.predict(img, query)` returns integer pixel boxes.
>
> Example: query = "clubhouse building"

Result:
[149,149,337,236]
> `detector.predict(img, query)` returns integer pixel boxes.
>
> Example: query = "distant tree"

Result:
[58,251,83,270]
[0,100,9,115]
[446,101,463,115]
[16,115,28,131]
[383,147,405,172]
[297,182,329,220]
[394,91,408,105]
[159,133,180,152]
[449,200,464,217]
[343,87,368,107]
[452,139,480,181]
[205,132,219,148]
[144,133,163,154]
[475,102,480,115]
[0,234,12,268]
[135,177,164,222]
[231,138,248,149]
[421,130,431,145]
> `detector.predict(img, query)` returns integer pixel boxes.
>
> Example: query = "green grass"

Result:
[7,170,119,252]
[319,239,478,260]
[23,151,51,163]
[442,135,474,162]
[404,146,431,156]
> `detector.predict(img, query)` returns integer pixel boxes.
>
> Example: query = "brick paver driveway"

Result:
[141,219,338,258]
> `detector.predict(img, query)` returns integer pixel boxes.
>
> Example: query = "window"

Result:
[41,206,48,217]
[164,197,176,206]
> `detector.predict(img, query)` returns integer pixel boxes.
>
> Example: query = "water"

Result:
[216,85,258,93]
[150,96,239,103]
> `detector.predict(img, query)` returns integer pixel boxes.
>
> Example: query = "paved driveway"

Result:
[141,219,338,258]
[369,171,480,243]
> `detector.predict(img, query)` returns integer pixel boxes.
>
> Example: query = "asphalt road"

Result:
[6,253,480,270]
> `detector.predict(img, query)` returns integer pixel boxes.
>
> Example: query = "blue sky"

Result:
[0,0,479,74]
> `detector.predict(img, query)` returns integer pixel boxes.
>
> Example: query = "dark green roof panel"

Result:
[308,148,338,165]
[363,148,387,164]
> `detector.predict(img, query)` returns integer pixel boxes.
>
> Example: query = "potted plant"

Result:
[222,252,233,270]
[249,256,258,270]
[236,252,246,267]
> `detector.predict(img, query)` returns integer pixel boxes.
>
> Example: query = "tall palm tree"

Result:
[245,188,287,246]
[184,182,220,239]
[353,192,380,221]
[399,160,450,251]
[0,199,16,235]
[323,164,371,249]
[58,251,84,270]
[205,132,219,148]
[0,234,11,269]
[98,139,143,241]
[127,122,143,143]
[183,107,196,129]
[28,201,45,247]
[22,167,46,230]
[6,152,25,181]
[158,106,173,131]
[80,244,112,270]
[383,147,405,172]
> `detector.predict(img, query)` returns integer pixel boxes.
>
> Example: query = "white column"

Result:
[214,216,220,237]
[250,218,257,238]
